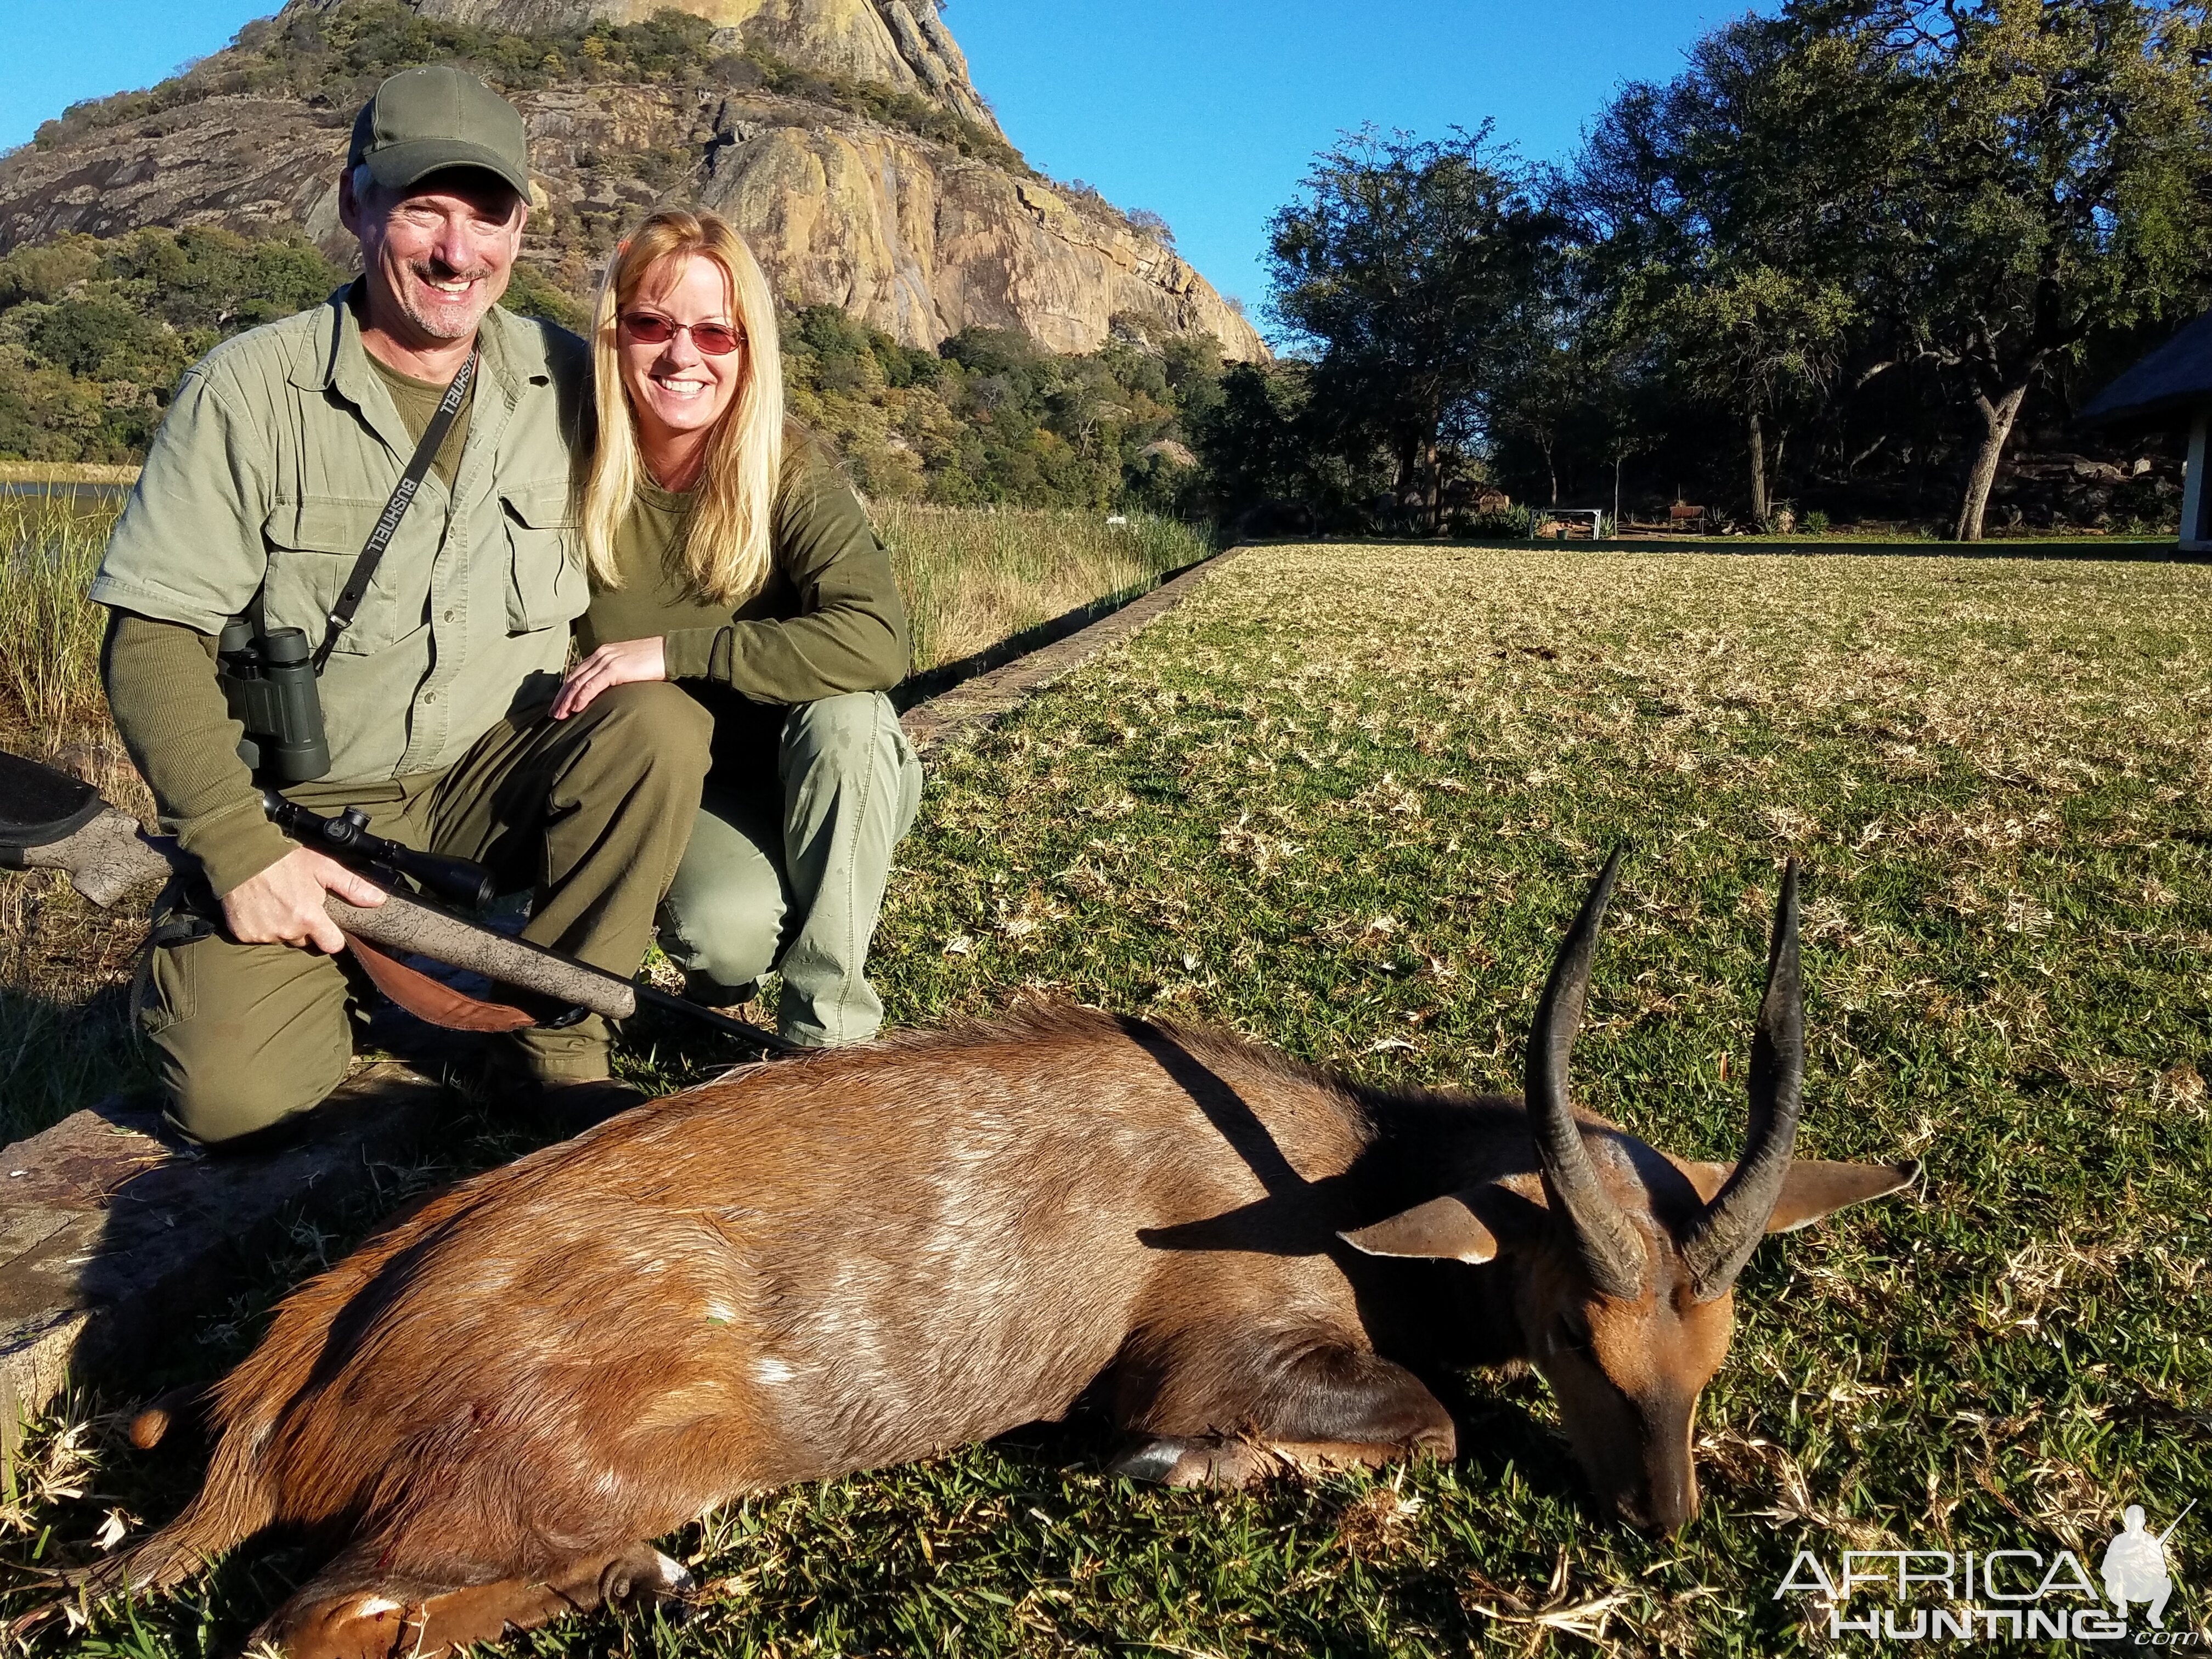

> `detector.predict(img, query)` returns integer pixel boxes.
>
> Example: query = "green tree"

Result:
[1268,126,1550,532]
[1570,12,1895,523]
[1648,265,1853,524]
[1872,0,2212,539]
[1574,0,2212,539]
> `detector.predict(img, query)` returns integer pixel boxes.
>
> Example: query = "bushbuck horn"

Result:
[1526,848,1646,1300]
[1680,860,1807,1300]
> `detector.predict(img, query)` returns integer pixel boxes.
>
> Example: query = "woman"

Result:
[551,210,921,1048]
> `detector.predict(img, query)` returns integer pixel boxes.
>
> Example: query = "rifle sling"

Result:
[344,930,540,1032]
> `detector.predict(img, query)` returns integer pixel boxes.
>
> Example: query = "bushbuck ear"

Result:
[1339,1194,1499,1263]
[1676,1158,1922,1232]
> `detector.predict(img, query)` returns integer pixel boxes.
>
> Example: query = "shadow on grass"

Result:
[0,982,146,1146]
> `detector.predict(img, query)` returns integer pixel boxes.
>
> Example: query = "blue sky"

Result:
[0,0,1741,317]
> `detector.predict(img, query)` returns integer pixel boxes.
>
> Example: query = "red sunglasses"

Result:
[619,312,745,356]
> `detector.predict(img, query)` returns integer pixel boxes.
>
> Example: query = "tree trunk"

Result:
[1954,380,2030,542]
[1748,408,1768,524]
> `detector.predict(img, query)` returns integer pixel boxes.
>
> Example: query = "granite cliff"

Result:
[0,0,1265,360]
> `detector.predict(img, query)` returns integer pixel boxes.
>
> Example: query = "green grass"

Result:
[5,543,2208,1653]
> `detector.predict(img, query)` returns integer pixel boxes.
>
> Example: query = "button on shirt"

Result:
[91,281,589,785]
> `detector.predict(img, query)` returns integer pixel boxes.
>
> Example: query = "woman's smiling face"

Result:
[618,251,746,464]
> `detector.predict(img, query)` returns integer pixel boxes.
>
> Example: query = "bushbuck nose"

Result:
[1622,1462,1699,1536]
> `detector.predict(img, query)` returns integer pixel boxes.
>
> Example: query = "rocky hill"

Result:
[0,0,1265,360]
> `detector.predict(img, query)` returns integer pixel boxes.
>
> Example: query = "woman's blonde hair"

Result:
[583,210,785,606]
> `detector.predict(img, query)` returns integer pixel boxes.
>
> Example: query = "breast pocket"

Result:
[261,497,408,657]
[501,483,583,634]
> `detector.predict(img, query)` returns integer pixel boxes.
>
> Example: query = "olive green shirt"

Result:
[365,351,477,494]
[93,281,589,893]
[577,443,909,713]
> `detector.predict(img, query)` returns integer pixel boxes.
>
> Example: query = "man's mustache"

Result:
[406,261,498,286]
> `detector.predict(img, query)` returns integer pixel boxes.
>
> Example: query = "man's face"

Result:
[343,168,526,349]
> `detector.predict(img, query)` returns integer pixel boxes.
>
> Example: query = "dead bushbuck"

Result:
[86,853,1914,1655]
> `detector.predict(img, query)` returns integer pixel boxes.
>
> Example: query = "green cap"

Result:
[348,65,531,199]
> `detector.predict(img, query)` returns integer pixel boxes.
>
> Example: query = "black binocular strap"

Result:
[313,349,479,672]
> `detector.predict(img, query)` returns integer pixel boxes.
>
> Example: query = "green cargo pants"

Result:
[137,682,713,1144]
[657,691,922,1047]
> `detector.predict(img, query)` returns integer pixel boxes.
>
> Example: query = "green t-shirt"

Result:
[577,442,910,717]
[366,352,476,493]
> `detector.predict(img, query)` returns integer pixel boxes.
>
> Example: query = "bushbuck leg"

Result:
[259,1541,694,1659]
[1109,1330,1456,1487]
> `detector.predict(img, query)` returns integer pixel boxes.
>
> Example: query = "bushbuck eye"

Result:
[1556,1311,1594,1352]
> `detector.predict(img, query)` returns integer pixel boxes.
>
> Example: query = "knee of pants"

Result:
[780,692,898,783]
[661,883,785,988]
[162,1040,351,1147]
[585,681,715,785]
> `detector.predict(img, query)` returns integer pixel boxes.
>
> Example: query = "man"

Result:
[2102,1505,2175,1629]
[93,65,712,1145]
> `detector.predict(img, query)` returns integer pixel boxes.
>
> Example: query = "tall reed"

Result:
[878,505,1213,674]
[0,496,1211,742]
[0,494,116,744]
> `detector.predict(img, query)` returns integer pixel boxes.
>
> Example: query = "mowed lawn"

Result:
[9,543,2210,1654]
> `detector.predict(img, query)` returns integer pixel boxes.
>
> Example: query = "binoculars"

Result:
[218,619,330,785]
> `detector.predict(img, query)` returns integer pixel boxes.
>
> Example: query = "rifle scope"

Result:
[264,794,498,911]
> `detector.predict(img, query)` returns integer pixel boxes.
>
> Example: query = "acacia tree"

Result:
[1871,0,2212,539]
[1576,0,2212,539]
[1267,126,1550,532]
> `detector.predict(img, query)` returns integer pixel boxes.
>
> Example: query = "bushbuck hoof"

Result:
[126,1383,208,1449]
[255,1590,414,1659]
[259,1545,695,1658]
[600,1544,697,1612]
[1113,1428,1452,1489]
[1110,1434,1284,1488]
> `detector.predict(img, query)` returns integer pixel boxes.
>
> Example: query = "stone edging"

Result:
[900,547,1243,755]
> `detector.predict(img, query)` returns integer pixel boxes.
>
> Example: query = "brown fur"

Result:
[101,1002,1912,1652]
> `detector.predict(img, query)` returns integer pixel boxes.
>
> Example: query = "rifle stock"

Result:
[20,805,641,1025]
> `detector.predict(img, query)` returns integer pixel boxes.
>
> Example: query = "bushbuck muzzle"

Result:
[71,855,1916,1655]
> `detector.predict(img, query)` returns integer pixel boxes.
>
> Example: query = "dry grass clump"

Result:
[0,499,153,1139]
[0,497,115,741]
[878,503,1211,672]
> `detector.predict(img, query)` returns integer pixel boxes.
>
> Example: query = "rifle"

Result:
[0,747,795,1053]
